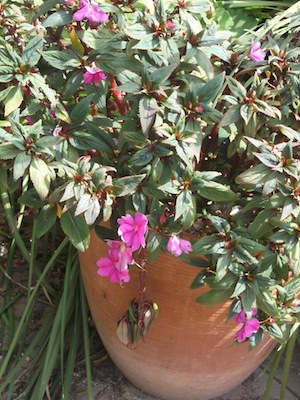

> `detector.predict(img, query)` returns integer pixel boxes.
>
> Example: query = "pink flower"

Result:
[167,235,192,257]
[166,20,175,29]
[195,105,204,113]
[65,0,73,4]
[233,308,260,342]
[24,116,34,125]
[249,40,266,62]
[97,240,133,284]
[50,109,56,118]
[83,64,106,84]
[73,0,108,24]
[117,212,148,252]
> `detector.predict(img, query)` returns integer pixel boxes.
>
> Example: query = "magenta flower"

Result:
[97,240,133,284]
[249,40,266,62]
[233,308,260,342]
[83,64,106,84]
[73,0,108,25]
[167,235,192,257]
[117,212,148,252]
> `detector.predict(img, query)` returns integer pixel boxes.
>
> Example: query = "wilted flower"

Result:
[167,236,192,257]
[117,212,148,252]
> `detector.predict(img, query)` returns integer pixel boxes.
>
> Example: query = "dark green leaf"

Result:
[95,225,118,241]
[70,94,95,125]
[42,10,73,27]
[42,50,79,70]
[197,72,225,103]
[60,209,90,251]
[113,175,145,196]
[35,204,57,237]
[22,34,43,67]
[196,288,233,305]
[190,270,207,289]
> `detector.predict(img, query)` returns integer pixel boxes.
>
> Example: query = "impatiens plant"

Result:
[0,0,300,352]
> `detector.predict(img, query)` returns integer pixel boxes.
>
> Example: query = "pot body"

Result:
[79,230,275,400]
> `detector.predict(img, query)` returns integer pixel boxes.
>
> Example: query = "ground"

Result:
[69,340,300,400]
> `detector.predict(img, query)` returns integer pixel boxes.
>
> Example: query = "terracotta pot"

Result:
[79,230,275,400]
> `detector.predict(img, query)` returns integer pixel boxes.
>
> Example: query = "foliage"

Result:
[0,0,300,392]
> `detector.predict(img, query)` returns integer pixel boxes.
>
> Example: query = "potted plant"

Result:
[0,0,300,399]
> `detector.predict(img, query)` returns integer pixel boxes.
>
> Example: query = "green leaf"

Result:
[132,34,158,50]
[29,156,51,199]
[42,50,79,70]
[219,105,241,127]
[60,209,90,251]
[197,181,237,202]
[130,148,153,166]
[226,76,247,99]
[123,24,153,40]
[18,188,45,208]
[139,97,157,136]
[35,204,57,237]
[160,37,180,64]
[69,94,95,125]
[249,209,274,239]
[240,104,253,125]
[64,71,83,99]
[241,285,256,312]
[13,152,31,181]
[113,175,145,196]
[4,86,24,116]
[190,270,207,289]
[256,289,280,317]
[42,10,73,27]
[185,0,211,13]
[95,225,118,241]
[22,34,43,67]
[150,64,178,85]
[197,72,225,103]
[193,235,220,254]
[175,190,193,220]
[0,143,21,159]
[235,164,270,185]
[196,288,233,305]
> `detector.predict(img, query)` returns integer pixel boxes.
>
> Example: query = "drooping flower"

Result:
[249,40,266,62]
[117,212,148,252]
[233,308,260,342]
[83,63,106,84]
[73,0,108,25]
[97,240,134,284]
[167,235,192,257]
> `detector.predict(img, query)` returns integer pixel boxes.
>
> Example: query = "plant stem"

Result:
[137,249,147,323]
